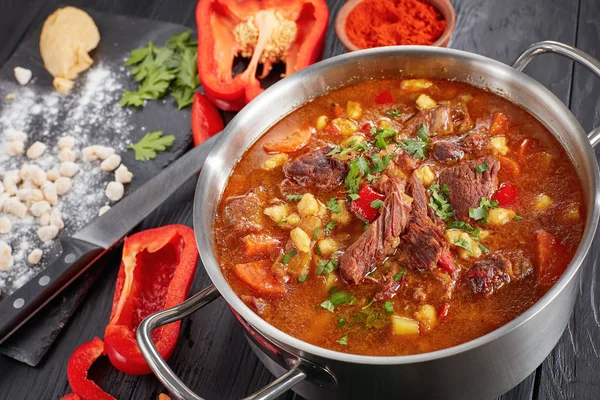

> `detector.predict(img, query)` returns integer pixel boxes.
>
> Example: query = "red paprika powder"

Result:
[345,0,446,48]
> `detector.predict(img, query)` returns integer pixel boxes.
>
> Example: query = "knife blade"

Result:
[0,134,218,343]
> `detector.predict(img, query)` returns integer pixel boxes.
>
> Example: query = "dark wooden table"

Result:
[0,0,598,399]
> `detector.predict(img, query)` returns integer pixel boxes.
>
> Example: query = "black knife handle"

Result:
[0,237,105,343]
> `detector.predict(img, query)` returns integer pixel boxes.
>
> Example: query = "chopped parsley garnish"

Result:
[313,227,320,240]
[361,298,374,310]
[324,221,337,234]
[475,162,489,173]
[385,108,402,119]
[297,274,308,283]
[337,316,346,328]
[345,157,370,194]
[316,259,338,276]
[393,269,405,281]
[373,127,398,150]
[336,334,349,345]
[382,301,394,315]
[370,199,384,209]
[469,197,499,223]
[400,123,429,159]
[320,300,335,312]
[277,219,288,226]
[326,197,341,213]
[478,242,491,254]
[286,194,303,201]
[370,153,393,173]
[281,249,297,264]
[428,183,454,221]
[454,237,473,253]
[447,220,480,238]
[348,193,360,201]
[515,215,523,221]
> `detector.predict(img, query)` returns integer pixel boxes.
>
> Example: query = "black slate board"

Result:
[0,9,200,365]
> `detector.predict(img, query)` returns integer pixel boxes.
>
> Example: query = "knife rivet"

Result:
[13,298,24,309]
[39,276,50,286]
[64,254,76,263]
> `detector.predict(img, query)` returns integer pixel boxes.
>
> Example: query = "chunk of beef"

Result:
[279,178,304,197]
[340,178,412,284]
[401,176,448,271]
[432,141,464,163]
[449,101,474,133]
[374,276,402,301]
[438,156,500,220]
[405,105,453,135]
[223,188,266,235]
[283,147,347,189]
[461,131,490,157]
[466,254,512,296]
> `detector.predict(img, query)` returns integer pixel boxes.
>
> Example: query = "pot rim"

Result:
[194,45,600,365]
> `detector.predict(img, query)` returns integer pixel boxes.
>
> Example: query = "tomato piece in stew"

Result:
[213,78,585,356]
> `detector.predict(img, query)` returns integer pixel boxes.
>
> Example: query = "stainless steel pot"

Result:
[137,41,600,400]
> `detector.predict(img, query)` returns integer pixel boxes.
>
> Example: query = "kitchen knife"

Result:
[0,134,218,343]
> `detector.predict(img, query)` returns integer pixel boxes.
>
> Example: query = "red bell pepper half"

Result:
[61,395,82,400]
[66,337,115,400]
[104,225,198,375]
[350,185,386,223]
[196,0,329,111]
[191,92,224,147]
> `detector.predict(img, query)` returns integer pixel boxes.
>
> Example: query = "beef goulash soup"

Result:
[214,78,585,356]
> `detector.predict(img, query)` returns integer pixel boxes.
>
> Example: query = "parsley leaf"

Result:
[165,30,197,52]
[337,316,346,328]
[125,43,155,66]
[515,215,523,221]
[324,221,337,234]
[373,127,398,150]
[286,194,303,201]
[478,242,491,254]
[469,197,499,223]
[428,183,454,221]
[370,153,393,174]
[127,131,175,161]
[447,220,480,238]
[298,274,308,283]
[393,269,405,281]
[454,237,473,253]
[281,249,298,264]
[316,259,338,276]
[348,193,360,201]
[475,162,489,173]
[336,334,349,345]
[327,198,341,213]
[385,108,402,119]
[313,227,320,240]
[330,291,357,306]
[320,300,335,312]
[400,124,429,159]
[382,301,394,315]
[171,85,195,109]
[175,47,199,89]
[370,199,384,209]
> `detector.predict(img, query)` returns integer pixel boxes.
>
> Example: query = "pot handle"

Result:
[136,284,307,400]
[512,41,600,147]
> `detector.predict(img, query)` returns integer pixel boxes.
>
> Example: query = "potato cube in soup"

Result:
[297,193,320,218]
[533,194,553,211]
[414,165,435,186]
[316,115,328,131]
[263,153,289,170]
[346,101,363,120]
[290,227,311,253]
[563,203,581,222]
[416,94,437,110]
[414,304,437,330]
[331,118,358,135]
[330,200,351,225]
[401,79,433,91]
[317,238,338,257]
[391,316,420,336]
[264,204,289,223]
[487,207,516,226]
[490,136,509,155]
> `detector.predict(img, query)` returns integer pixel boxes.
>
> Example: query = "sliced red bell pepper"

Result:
[350,185,386,223]
[492,183,519,206]
[536,230,569,286]
[66,338,115,400]
[104,225,198,375]
[437,248,456,274]
[191,92,224,146]
[61,395,82,400]
[196,0,329,111]
[375,89,394,105]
